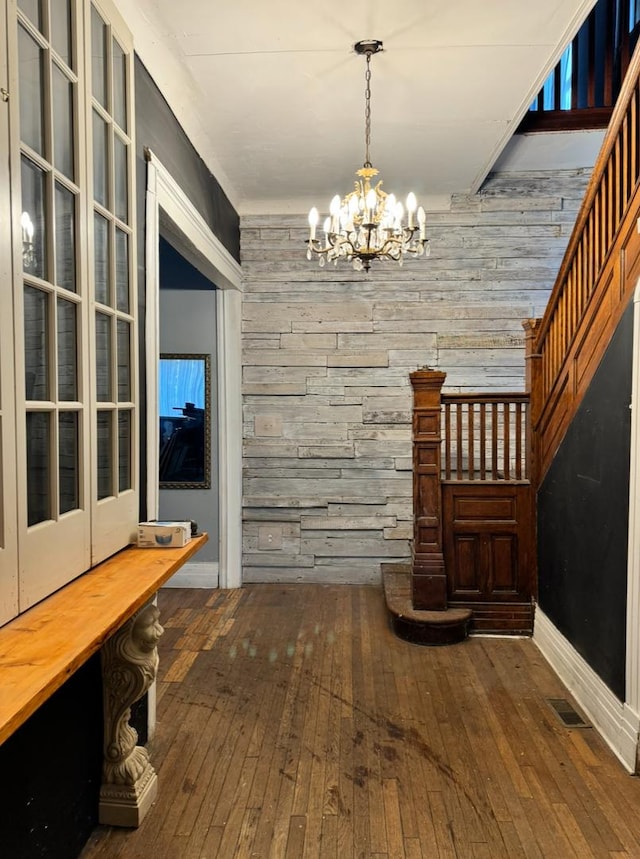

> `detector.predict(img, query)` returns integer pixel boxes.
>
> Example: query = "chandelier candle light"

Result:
[306,39,429,272]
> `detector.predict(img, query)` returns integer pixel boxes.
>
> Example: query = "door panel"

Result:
[450,535,481,593]
[443,482,534,632]
[491,534,518,593]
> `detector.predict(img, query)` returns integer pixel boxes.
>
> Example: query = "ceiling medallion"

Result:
[306,39,429,272]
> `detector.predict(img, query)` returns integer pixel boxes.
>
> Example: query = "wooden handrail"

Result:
[530,39,640,481]
[533,41,640,394]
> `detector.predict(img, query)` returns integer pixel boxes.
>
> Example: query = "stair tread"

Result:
[382,564,472,625]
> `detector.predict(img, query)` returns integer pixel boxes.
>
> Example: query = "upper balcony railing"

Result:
[521,0,640,131]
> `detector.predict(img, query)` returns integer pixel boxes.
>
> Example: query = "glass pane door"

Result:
[0,0,18,624]
[89,2,137,564]
[13,0,91,610]
[5,0,137,616]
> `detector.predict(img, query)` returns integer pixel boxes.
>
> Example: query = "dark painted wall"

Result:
[159,235,217,290]
[0,655,103,859]
[134,58,240,264]
[538,300,633,700]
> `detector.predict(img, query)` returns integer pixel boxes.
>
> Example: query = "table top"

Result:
[0,533,208,745]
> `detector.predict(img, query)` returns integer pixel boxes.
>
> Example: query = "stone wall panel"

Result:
[241,169,590,583]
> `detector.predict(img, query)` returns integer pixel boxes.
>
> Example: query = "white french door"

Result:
[0,0,19,624]
[0,0,137,619]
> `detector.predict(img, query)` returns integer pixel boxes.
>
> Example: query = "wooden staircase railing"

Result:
[442,393,530,482]
[409,370,535,635]
[529,40,640,483]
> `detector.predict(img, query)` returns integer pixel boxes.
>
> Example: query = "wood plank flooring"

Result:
[80,585,640,858]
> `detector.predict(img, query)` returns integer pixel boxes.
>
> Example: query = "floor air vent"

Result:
[547,698,590,728]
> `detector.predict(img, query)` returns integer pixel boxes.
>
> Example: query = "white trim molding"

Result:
[625,281,640,725]
[216,287,243,589]
[144,149,243,590]
[144,160,161,522]
[534,607,640,773]
[164,562,220,589]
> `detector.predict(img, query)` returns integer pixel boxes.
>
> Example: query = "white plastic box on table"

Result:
[137,521,192,548]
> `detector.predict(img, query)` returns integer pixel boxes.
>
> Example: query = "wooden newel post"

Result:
[522,318,542,488]
[410,369,447,611]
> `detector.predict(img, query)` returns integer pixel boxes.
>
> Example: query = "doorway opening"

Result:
[144,149,242,589]
[157,237,218,584]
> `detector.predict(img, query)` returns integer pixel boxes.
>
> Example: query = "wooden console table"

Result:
[0,533,207,826]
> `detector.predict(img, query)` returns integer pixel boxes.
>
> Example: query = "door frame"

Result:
[144,149,242,589]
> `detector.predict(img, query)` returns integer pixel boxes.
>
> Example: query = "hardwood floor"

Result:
[81,585,640,858]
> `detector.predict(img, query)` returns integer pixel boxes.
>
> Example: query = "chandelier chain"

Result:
[364,51,372,167]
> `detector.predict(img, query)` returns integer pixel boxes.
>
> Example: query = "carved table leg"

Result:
[99,601,163,827]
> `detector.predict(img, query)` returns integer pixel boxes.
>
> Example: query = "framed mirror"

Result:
[159,353,211,489]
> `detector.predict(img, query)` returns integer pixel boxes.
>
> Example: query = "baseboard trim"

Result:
[242,568,381,585]
[534,607,639,773]
[163,561,219,589]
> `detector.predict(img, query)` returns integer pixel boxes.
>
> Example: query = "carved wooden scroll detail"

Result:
[99,601,163,826]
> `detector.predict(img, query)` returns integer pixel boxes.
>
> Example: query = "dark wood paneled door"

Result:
[442,483,535,633]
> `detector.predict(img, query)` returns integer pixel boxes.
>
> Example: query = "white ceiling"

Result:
[114,0,598,215]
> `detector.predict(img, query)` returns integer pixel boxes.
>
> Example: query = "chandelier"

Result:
[306,39,429,272]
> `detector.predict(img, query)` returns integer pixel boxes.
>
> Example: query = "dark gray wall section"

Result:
[0,654,103,859]
[160,235,216,290]
[537,300,633,701]
[135,58,240,262]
